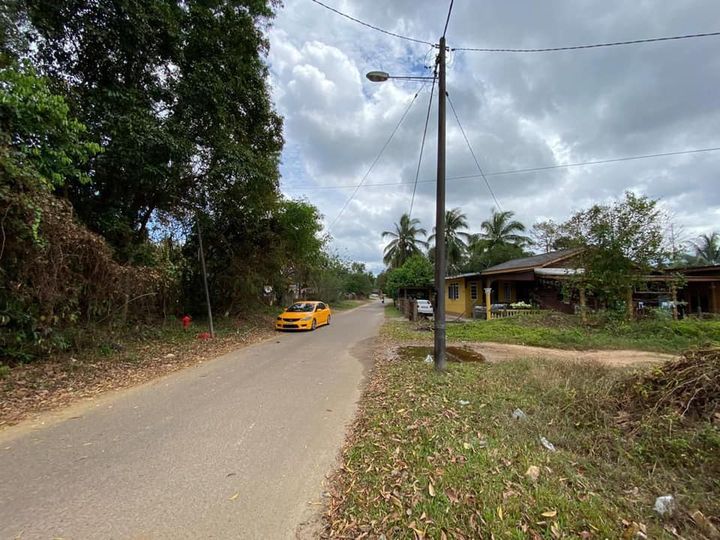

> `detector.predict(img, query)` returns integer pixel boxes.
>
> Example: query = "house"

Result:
[444,249,720,318]
[445,249,583,317]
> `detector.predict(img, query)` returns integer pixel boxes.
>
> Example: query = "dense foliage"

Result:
[0,1,368,361]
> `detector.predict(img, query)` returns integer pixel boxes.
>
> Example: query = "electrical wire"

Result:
[446,91,501,210]
[282,146,720,192]
[326,86,427,233]
[409,75,437,218]
[453,30,720,53]
[442,0,454,39]
[309,0,434,46]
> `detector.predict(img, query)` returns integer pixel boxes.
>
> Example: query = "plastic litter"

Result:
[654,495,675,516]
[458,400,470,406]
[424,354,433,364]
[512,408,527,420]
[540,436,556,452]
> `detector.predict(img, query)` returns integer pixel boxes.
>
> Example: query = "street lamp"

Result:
[367,36,448,372]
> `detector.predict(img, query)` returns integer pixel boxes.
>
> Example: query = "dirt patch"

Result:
[0,324,273,429]
[392,339,675,367]
[397,345,487,363]
[465,341,676,367]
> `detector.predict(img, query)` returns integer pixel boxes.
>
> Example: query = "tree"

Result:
[560,192,668,312]
[462,209,530,271]
[385,254,433,298]
[530,219,573,253]
[428,207,471,274]
[690,232,720,265]
[475,209,530,248]
[24,0,283,262]
[382,213,428,268]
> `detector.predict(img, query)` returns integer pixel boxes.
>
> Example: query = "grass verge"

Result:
[325,346,720,539]
[0,316,273,427]
[382,313,720,354]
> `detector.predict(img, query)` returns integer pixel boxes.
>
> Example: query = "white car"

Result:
[416,299,434,316]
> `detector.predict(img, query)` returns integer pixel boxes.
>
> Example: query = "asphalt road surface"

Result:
[0,301,384,539]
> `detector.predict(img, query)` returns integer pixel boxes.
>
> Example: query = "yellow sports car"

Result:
[275,301,332,331]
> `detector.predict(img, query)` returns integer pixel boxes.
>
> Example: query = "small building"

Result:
[445,249,582,317]
[444,249,720,318]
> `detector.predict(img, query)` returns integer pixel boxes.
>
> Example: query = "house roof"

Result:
[481,248,584,275]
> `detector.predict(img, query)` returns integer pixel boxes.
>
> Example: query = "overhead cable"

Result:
[446,91,501,210]
[326,86,427,232]
[309,0,434,46]
[442,0,454,39]
[453,30,720,53]
[284,146,720,192]
[409,75,437,218]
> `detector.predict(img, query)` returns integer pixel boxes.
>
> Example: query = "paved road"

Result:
[0,301,384,539]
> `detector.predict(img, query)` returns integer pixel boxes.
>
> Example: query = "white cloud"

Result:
[268,0,720,273]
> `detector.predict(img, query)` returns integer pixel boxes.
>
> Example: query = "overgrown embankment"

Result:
[325,346,720,539]
[0,316,274,428]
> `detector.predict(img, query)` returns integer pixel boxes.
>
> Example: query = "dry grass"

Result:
[324,344,720,539]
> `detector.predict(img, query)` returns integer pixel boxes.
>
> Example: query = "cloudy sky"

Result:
[266,0,720,274]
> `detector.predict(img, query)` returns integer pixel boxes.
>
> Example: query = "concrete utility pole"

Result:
[434,36,447,372]
[197,219,215,337]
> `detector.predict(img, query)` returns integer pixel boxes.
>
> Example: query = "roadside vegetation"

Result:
[0,315,275,427]
[326,346,720,539]
[382,311,720,354]
[0,3,376,368]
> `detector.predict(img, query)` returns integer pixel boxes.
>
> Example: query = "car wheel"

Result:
[326,315,331,326]
[311,319,317,330]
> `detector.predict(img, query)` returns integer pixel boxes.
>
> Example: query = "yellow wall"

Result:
[446,278,466,316]
[446,278,519,317]
[446,278,483,317]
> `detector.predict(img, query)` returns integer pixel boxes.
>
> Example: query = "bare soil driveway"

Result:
[0,301,384,539]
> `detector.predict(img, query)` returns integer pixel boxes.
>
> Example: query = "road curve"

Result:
[0,301,384,539]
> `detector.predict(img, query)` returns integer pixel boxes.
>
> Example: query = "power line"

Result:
[309,0,434,46]
[409,75,437,217]
[453,30,720,53]
[283,146,720,192]
[446,91,501,210]
[327,86,427,232]
[442,0,454,39]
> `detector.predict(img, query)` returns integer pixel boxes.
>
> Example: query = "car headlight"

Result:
[301,316,313,321]
[276,316,282,320]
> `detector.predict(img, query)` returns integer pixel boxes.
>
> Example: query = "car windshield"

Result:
[286,303,315,312]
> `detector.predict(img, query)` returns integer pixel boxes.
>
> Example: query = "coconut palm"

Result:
[382,213,428,268]
[691,232,720,265]
[428,208,472,274]
[473,209,529,249]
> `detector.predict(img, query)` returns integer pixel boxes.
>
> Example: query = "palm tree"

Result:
[691,232,720,265]
[382,213,428,268]
[428,208,472,274]
[473,209,529,249]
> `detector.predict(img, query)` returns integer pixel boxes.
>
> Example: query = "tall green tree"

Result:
[690,232,720,265]
[474,209,529,248]
[463,209,529,271]
[385,254,433,298]
[428,207,471,274]
[561,192,668,313]
[24,0,283,263]
[382,213,428,268]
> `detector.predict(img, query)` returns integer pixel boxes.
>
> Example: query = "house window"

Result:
[448,283,459,300]
[504,284,512,302]
[470,283,478,300]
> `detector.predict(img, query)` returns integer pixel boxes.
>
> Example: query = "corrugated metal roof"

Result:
[481,248,583,274]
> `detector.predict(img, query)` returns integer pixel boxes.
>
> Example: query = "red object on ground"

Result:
[182,315,192,329]
[196,332,212,340]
